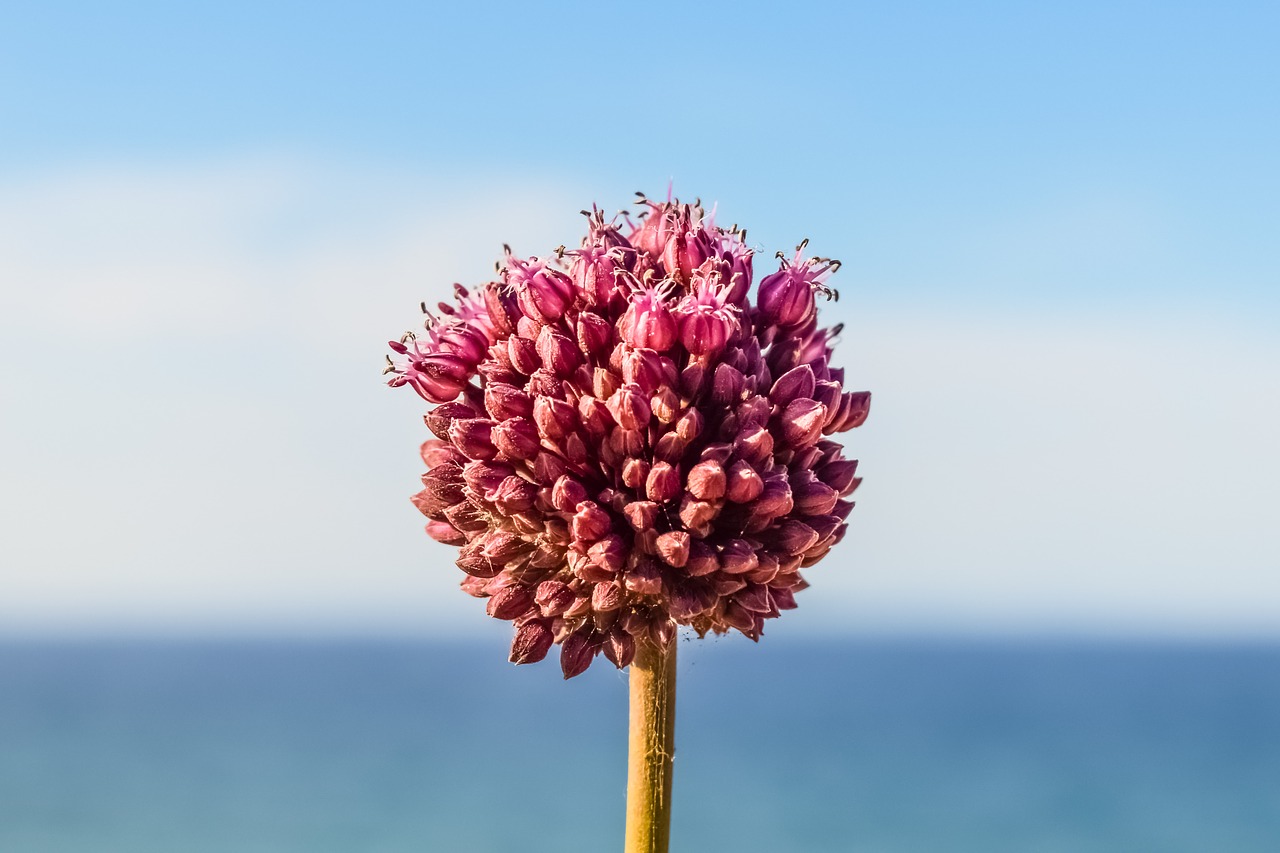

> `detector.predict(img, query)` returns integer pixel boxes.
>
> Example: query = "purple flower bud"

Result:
[770,365,817,406]
[516,314,545,343]
[669,584,705,619]
[818,458,860,494]
[586,534,627,573]
[679,362,708,398]
[443,499,488,533]
[621,458,651,490]
[607,383,651,431]
[806,514,843,542]
[771,586,798,610]
[528,451,567,486]
[432,321,490,365]
[425,519,465,545]
[560,630,599,679]
[456,542,501,578]
[487,584,535,620]
[591,367,620,399]
[478,281,520,337]
[576,311,614,358]
[490,417,539,460]
[708,363,744,407]
[532,540,568,565]
[488,476,538,514]
[831,390,872,432]
[813,379,842,417]
[754,476,794,519]
[525,368,562,399]
[656,531,691,568]
[510,619,554,664]
[536,581,575,617]
[779,398,827,447]
[629,202,677,256]
[758,264,817,329]
[674,408,704,442]
[678,495,718,533]
[413,462,467,516]
[685,540,719,576]
[646,462,681,503]
[722,601,757,634]
[662,226,713,284]
[592,581,625,612]
[622,500,660,531]
[572,501,613,542]
[725,460,765,503]
[564,594,594,617]
[686,460,726,501]
[463,459,513,496]
[484,383,533,420]
[390,349,474,403]
[719,539,760,575]
[507,335,541,375]
[536,325,582,376]
[650,387,680,423]
[509,257,574,323]
[419,438,462,468]
[772,519,820,556]
[624,558,664,595]
[619,285,678,351]
[533,396,579,441]
[570,240,624,307]
[791,473,839,516]
[424,401,478,441]
[460,575,489,597]
[551,475,588,513]
[746,552,781,586]
[677,281,738,356]
[650,618,676,650]
[484,530,535,562]
[653,432,687,463]
[620,348,671,394]
[575,396,611,440]
[602,627,636,669]
[733,583,774,614]
[733,424,774,463]
[610,427,646,458]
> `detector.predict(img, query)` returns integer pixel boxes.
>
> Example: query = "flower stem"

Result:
[624,634,677,853]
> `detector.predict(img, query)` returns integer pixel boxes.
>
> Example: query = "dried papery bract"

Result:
[386,194,869,852]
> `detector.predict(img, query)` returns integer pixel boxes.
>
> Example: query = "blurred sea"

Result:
[1,637,1277,852]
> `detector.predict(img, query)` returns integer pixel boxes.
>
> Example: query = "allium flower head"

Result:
[386,194,869,678]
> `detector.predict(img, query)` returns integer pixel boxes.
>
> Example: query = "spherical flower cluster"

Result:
[387,195,869,677]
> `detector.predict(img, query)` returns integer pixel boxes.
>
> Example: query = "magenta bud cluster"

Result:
[387,196,868,678]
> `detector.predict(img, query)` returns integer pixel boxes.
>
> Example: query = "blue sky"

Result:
[6,1,1277,302]
[1,2,1276,636]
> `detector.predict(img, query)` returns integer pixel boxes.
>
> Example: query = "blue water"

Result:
[1,637,1277,852]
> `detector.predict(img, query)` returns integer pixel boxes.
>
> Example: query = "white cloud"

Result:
[1,158,1276,637]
